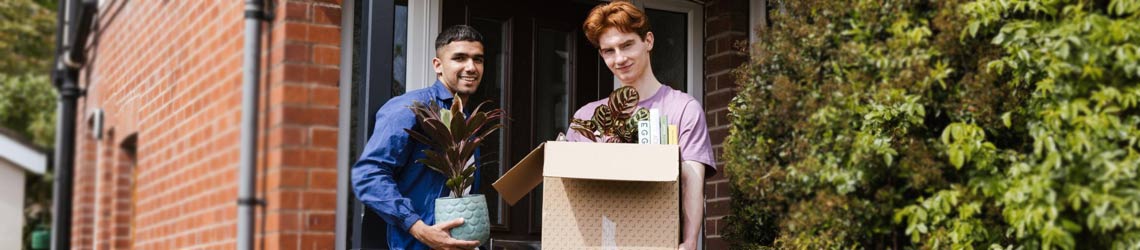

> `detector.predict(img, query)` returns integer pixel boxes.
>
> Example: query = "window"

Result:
[627,0,704,103]
[467,17,509,227]
[646,8,688,92]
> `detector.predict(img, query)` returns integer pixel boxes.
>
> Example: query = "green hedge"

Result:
[723,0,1140,249]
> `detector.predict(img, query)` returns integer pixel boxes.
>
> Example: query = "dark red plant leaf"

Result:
[407,96,505,197]
[594,105,615,129]
[570,126,597,141]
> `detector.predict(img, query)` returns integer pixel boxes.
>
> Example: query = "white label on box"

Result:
[602,215,617,250]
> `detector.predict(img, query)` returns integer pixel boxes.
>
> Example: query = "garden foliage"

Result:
[724,0,1140,249]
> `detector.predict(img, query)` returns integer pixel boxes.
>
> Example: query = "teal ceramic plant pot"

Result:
[434,194,490,244]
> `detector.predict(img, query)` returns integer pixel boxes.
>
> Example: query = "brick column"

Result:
[702,0,750,248]
[94,131,114,250]
[261,1,342,249]
[110,136,136,249]
[71,102,97,249]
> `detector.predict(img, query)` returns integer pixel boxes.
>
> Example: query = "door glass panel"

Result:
[393,0,408,95]
[350,0,409,248]
[469,17,508,227]
[646,8,687,92]
[536,29,572,142]
[532,28,572,228]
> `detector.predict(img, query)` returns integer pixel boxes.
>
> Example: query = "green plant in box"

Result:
[570,86,649,143]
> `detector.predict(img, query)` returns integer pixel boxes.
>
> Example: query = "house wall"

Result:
[702,0,750,248]
[71,0,343,249]
[73,109,96,248]
[0,161,26,250]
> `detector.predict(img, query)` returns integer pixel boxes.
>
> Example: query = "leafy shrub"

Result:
[723,0,1140,249]
[0,73,55,147]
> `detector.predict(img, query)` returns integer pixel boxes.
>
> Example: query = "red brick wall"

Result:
[70,0,343,249]
[262,0,342,249]
[109,136,135,249]
[94,130,113,249]
[702,0,750,249]
[72,102,96,249]
[89,130,133,249]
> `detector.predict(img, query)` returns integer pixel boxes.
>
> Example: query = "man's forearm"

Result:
[680,161,706,246]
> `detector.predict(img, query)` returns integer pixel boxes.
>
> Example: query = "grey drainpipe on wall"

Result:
[51,0,96,250]
[238,0,270,250]
[334,0,355,248]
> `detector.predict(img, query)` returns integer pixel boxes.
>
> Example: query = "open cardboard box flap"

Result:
[492,141,679,205]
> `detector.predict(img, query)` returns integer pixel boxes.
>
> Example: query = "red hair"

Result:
[582,1,650,47]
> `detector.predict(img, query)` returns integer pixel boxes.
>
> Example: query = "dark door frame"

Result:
[337,0,398,249]
[442,0,610,243]
[337,0,610,248]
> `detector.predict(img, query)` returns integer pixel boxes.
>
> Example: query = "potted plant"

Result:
[570,86,648,143]
[405,96,503,245]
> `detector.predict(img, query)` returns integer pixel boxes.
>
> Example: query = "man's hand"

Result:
[409,219,481,250]
[678,241,697,250]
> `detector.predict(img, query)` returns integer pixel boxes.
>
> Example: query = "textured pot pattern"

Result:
[434,194,490,244]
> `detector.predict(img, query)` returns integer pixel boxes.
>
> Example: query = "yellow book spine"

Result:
[668,125,678,145]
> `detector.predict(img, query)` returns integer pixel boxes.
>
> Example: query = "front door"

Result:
[442,0,612,245]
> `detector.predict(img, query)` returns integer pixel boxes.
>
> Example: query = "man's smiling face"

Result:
[597,28,653,84]
[433,41,485,96]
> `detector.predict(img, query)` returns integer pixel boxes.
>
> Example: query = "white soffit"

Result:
[0,132,47,174]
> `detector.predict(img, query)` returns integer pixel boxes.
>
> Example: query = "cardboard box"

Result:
[493,141,679,249]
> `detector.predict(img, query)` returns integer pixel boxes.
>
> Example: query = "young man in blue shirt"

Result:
[352,25,486,250]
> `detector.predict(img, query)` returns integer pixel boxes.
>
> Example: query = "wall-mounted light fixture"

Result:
[87,108,103,140]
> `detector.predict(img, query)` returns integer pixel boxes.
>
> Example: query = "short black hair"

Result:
[434,25,484,51]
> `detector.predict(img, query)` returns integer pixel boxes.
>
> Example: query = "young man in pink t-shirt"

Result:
[567,2,716,249]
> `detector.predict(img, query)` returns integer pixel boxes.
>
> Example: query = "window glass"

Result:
[393,1,408,95]
[646,8,687,92]
[469,17,508,226]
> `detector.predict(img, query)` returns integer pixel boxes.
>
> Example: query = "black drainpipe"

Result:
[51,0,96,250]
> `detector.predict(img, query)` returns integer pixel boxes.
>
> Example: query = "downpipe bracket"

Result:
[245,0,275,21]
[236,198,265,206]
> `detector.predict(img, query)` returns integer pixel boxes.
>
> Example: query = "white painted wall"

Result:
[0,161,27,250]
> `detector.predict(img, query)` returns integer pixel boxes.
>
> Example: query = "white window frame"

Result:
[625,0,705,104]
[406,0,442,92]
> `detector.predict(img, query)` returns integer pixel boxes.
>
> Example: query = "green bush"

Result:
[723,0,1140,249]
[0,73,56,147]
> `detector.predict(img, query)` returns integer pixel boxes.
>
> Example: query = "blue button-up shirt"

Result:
[352,81,481,250]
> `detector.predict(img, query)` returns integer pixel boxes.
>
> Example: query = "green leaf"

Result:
[992,31,1006,45]
[967,21,981,38]
[1002,112,1013,128]
[949,147,965,169]
[439,109,453,130]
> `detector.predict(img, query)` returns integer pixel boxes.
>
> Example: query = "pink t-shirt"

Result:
[566,85,717,178]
